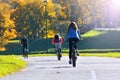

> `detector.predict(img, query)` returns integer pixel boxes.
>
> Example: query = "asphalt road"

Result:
[1,56,120,80]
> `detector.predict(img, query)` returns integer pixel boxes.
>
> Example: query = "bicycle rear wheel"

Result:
[23,48,29,58]
[57,54,61,60]
[57,48,61,61]
[72,53,77,67]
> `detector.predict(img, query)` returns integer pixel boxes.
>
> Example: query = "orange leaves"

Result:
[48,11,56,18]
[0,2,16,51]
[10,0,26,6]
[47,30,55,38]
[4,29,17,39]
[60,11,67,19]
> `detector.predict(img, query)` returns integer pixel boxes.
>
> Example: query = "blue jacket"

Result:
[66,28,81,41]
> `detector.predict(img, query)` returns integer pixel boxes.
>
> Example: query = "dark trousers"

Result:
[68,38,78,60]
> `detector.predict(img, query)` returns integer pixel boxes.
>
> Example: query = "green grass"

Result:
[82,30,106,38]
[0,55,27,78]
[8,40,20,43]
[29,53,69,56]
[80,52,120,58]
[29,52,120,58]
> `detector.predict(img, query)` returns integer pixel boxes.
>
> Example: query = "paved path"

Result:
[0,56,120,80]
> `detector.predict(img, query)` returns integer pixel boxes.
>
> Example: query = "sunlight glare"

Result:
[110,0,120,8]
[109,0,120,13]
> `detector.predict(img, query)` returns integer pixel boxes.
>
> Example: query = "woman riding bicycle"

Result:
[52,33,63,57]
[65,21,82,64]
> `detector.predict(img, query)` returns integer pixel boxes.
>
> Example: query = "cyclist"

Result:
[52,33,63,57]
[65,21,82,64]
[21,35,29,54]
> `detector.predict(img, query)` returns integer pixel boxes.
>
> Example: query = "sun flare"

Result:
[110,0,120,8]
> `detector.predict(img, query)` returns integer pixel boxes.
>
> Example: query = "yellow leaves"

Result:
[19,0,26,6]
[0,3,15,28]
[47,1,56,18]
[0,2,16,51]
[4,29,17,39]
[5,21,15,28]
[46,30,55,38]
[56,3,67,19]
[78,18,83,25]
[0,46,6,51]
[23,27,27,31]
[10,0,26,6]
[60,11,67,18]
[48,11,56,18]
[29,31,32,35]
[0,37,8,51]
[0,3,11,16]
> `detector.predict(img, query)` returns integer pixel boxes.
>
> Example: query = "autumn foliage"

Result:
[0,2,17,51]
[0,0,109,51]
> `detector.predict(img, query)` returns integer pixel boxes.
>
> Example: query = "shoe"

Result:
[76,50,79,56]
[69,60,71,64]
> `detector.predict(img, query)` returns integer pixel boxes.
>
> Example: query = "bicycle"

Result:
[23,48,29,58]
[54,43,62,61]
[71,41,78,67]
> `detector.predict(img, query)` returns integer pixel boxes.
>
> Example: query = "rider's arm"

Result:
[51,38,55,44]
[59,38,63,44]
[77,31,83,40]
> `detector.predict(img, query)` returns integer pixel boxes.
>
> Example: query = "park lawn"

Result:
[0,55,27,78]
[8,40,20,43]
[80,52,120,58]
[29,52,120,58]
[82,30,106,38]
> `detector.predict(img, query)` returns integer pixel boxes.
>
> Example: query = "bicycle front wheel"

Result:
[72,54,77,67]
[57,53,61,60]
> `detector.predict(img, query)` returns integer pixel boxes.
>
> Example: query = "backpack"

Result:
[54,35,60,42]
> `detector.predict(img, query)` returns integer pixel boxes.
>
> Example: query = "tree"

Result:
[11,0,57,38]
[77,0,104,27]
[0,2,16,51]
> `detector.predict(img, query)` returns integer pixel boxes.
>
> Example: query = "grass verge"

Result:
[80,52,120,58]
[29,52,120,58]
[0,55,27,78]
[82,30,106,38]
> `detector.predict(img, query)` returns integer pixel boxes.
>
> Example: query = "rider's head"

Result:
[68,21,78,31]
